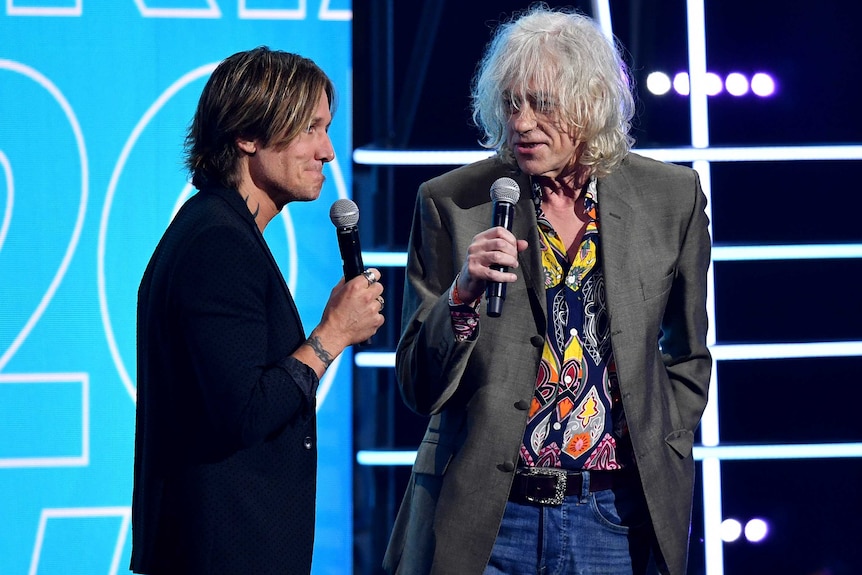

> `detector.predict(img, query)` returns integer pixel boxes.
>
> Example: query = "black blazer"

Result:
[131,186,319,574]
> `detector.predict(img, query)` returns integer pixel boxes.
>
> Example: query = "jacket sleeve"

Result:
[175,224,316,449]
[660,170,713,433]
[395,181,480,416]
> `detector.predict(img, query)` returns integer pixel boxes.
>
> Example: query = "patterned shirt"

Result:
[447,178,632,470]
[520,177,631,470]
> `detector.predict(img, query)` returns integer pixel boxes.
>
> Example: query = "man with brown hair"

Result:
[131,47,385,575]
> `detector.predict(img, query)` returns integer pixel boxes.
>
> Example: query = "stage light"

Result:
[725,72,749,96]
[751,72,776,96]
[646,71,672,95]
[650,70,776,98]
[673,72,690,96]
[745,518,769,543]
[704,72,723,96]
[720,518,743,542]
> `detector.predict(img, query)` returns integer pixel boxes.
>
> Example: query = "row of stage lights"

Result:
[645,71,777,97]
[720,518,769,543]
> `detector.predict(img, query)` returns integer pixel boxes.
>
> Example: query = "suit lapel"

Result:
[596,171,634,309]
[512,170,641,334]
[512,175,547,334]
[513,175,541,289]
[504,168,638,331]
[212,186,302,324]
[458,167,545,333]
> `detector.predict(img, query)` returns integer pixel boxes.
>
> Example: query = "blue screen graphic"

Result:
[0,2,353,573]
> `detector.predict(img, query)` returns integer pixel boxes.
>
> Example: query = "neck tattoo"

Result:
[244,194,261,219]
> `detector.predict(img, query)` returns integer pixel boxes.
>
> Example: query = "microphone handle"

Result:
[336,226,372,346]
[336,226,365,280]
[486,201,516,317]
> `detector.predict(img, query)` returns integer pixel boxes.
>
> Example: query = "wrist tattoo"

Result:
[305,335,334,368]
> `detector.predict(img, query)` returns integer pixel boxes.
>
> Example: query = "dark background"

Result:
[351,1,862,574]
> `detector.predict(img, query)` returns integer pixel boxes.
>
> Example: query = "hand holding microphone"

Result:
[326,198,384,347]
[485,177,521,317]
[455,177,527,318]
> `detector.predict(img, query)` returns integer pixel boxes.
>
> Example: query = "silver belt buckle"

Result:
[522,467,567,505]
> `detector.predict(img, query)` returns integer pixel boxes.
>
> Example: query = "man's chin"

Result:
[515,158,543,176]
[303,185,324,203]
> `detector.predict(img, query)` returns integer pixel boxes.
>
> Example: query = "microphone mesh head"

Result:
[490,177,520,204]
[329,198,359,227]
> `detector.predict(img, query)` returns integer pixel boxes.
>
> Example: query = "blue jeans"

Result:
[483,471,657,575]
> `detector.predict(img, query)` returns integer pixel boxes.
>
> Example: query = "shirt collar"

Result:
[530,175,598,216]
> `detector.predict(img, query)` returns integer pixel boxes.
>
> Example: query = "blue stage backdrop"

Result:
[0,2,353,573]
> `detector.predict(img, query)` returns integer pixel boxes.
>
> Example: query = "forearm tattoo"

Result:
[305,335,334,368]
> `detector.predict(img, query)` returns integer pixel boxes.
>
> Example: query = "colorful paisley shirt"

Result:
[519,177,632,471]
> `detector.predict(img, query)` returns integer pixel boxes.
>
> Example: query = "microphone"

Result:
[329,198,371,345]
[486,177,521,318]
[329,198,365,280]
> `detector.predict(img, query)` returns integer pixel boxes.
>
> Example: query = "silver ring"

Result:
[362,269,376,287]
[376,295,385,313]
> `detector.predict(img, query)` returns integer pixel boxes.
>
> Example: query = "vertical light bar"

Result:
[686,1,722,573]
[695,156,722,574]
[686,0,710,149]
[701,457,724,573]
[696,162,715,354]
[591,0,614,41]
[697,161,719,446]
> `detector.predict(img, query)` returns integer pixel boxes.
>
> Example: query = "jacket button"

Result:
[530,335,544,347]
[303,437,313,450]
[514,399,530,410]
[500,461,515,472]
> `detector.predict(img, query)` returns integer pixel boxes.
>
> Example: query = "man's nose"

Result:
[510,104,537,134]
[320,134,335,162]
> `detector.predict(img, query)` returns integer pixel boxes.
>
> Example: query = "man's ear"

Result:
[236,138,257,155]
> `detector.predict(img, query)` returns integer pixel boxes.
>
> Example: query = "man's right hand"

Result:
[456,227,528,303]
[297,268,385,377]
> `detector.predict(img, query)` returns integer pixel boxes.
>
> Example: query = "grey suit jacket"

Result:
[384,154,712,575]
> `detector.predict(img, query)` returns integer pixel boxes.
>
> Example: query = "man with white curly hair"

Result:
[384,5,712,575]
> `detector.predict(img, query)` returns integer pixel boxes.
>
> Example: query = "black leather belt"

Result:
[509,468,629,505]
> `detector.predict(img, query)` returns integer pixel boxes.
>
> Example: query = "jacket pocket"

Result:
[641,269,674,301]
[412,436,456,476]
[665,428,694,458]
